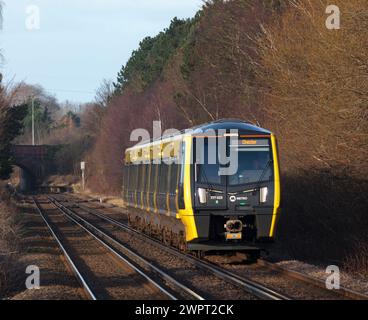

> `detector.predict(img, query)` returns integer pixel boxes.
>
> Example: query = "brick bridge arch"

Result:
[11,145,51,191]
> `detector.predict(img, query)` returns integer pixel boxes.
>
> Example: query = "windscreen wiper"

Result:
[199,164,216,192]
[253,159,273,191]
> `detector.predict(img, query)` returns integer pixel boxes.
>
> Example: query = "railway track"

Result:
[55,193,368,301]
[33,198,96,300]
[48,194,289,300]
[33,196,204,300]
[256,259,368,301]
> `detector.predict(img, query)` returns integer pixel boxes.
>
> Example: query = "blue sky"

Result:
[0,0,202,103]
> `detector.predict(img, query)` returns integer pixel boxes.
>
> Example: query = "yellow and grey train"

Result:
[122,120,281,257]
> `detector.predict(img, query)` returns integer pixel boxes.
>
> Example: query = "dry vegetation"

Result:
[83,0,368,271]
[0,184,22,298]
[256,0,368,266]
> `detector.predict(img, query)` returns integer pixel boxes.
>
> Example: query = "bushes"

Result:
[0,184,21,297]
[256,0,368,264]
[345,243,368,278]
[257,0,368,176]
[86,85,183,194]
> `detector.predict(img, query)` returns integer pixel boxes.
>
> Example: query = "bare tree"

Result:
[95,79,114,107]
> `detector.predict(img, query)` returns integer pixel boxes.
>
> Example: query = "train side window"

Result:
[136,164,141,192]
[167,164,171,194]
[124,165,130,191]
[135,165,139,192]
[122,166,125,191]
[145,164,150,193]
[157,163,161,193]
[160,163,169,194]
[141,164,146,193]
[128,165,132,192]
[150,163,156,193]
[135,165,138,192]
[178,142,185,209]
[128,166,131,190]
[144,164,149,193]
[129,164,135,191]
[170,163,178,195]
[124,166,127,190]
[166,163,171,194]
[140,164,145,192]
[158,164,163,193]
[130,166,134,191]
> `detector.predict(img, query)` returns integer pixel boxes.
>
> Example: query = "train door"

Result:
[168,163,179,215]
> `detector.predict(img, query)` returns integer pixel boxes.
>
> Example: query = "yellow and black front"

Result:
[122,120,281,253]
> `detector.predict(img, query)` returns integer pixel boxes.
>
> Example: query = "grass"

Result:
[344,243,368,279]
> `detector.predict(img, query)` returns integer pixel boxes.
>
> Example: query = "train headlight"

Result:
[260,187,268,203]
[198,188,207,204]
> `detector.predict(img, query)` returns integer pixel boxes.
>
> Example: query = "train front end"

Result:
[187,122,281,254]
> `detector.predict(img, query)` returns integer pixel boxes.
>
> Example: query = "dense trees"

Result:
[0,85,28,180]
[12,84,60,145]
[114,17,196,94]
[257,0,368,176]
[175,0,279,124]
[88,0,288,191]
[256,0,368,264]
[86,0,368,268]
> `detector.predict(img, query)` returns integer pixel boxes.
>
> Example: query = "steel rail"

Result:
[54,195,290,300]
[55,194,368,301]
[33,197,97,300]
[257,259,368,301]
[47,196,205,301]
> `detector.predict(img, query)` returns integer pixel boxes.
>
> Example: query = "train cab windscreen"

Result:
[196,137,273,187]
[197,140,222,185]
[228,140,273,186]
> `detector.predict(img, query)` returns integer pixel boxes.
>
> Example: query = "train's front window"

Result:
[197,140,222,185]
[228,142,272,186]
[195,138,273,187]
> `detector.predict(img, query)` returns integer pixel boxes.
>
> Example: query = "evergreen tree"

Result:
[113,17,195,94]
[0,102,28,180]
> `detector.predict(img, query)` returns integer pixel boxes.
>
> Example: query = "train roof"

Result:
[188,119,271,135]
[126,119,271,152]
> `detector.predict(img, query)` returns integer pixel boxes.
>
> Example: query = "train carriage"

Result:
[122,120,281,258]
